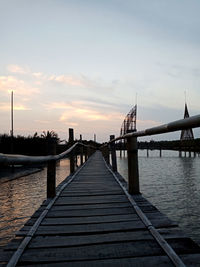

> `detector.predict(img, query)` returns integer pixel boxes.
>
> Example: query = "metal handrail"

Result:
[0,142,92,165]
[112,114,200,142]
[103,114,200,196]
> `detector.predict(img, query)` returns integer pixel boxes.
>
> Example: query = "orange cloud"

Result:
[32,72,43,78]
[0,102,31,111]
[0,76,40,96]
[44,101,124,123]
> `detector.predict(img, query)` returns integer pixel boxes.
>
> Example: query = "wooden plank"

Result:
[55,195,129,205]
[17,221,146,236]
[61,191,123,196]
[5,230,154,250]
[7,229,191,251]
[41,202,133,209]
[18,255,174,267]
[32,207,136,218]
[26,214,176,229]
[40,214,140,225]
[26,214,139,226]
[19,240,164,263]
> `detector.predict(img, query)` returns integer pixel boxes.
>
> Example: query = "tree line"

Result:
[0,131,60,156]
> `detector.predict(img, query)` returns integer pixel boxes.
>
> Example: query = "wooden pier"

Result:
[1,151,200,266]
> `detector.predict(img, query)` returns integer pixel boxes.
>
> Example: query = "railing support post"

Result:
[110,135,117,172]
[69,128,75,174]
[85,147,88,161]
[104,145,110,165]
[127,136,140,194]
[80,146,84,165]
[80,135,84,165]
[87,146,91,158]
[47,160,56,198]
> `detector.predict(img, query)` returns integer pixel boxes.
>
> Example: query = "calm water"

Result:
[117,150,200,245]
[0,152,200,247]
[0,159,70,247]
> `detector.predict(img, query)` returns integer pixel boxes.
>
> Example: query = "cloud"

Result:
[0,76,40,96]
[48,74,115,96]
[44,100,123,126]
[32,72,43,78]
[49,74,92,87]
[7,64,30,74]
[34,120,50,124]
[0,102,31,111]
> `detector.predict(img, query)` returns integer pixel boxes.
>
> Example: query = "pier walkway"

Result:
[2,151,200,266]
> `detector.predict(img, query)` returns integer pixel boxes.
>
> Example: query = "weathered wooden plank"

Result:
[19,240,164,263]
[15,237,199,263]
[32,207,135,218]
[61,191,123,196]
[5,230,154,250]
[17,255,174,267]
[25,216,176,230]
[19,254,200,267]
[33,214,140,226]
[55,195,129,205]
[17,221,146,236]
[7,229,191,251]
[65,186,121,190]
[41,202,133,209]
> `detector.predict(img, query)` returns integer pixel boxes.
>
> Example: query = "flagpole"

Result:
[11,91,14,139]
[11,91,14,171]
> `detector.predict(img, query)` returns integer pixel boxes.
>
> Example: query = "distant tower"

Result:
[180,103,194,140]
[120,105,137,136]
[119,105,137,157]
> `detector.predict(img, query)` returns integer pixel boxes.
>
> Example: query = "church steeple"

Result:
[180,103,194,140]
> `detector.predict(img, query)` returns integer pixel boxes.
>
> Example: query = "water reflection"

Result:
[0,158,70,246]
[117,150,200,245]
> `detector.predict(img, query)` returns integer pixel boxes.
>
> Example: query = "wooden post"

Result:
[80,146,84,165]
[79,135,84,165]
[110,135,117,172]
[127,136,140,194]
[47,138,57,198]
[47,160,56,198]
[105,145,110,164]
[123,139,126,157]
[87,146,91,158]
[119,141,122,158]
[147,149,149,157]
[75,151,78,167]
[69,128,75,174]
[179,150,182,157]
[85,146,88,161]
[159,149,162,157]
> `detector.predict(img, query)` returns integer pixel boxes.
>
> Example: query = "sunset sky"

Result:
[1,0,200,142]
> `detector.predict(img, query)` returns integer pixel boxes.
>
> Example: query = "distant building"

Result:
[180,103,194,140]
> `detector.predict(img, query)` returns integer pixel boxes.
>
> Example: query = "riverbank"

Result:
[0,166,43,183]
